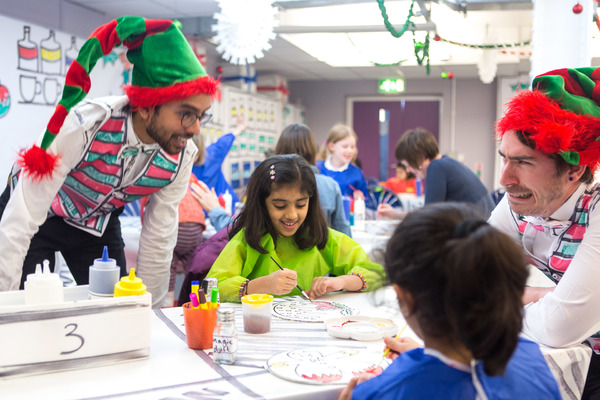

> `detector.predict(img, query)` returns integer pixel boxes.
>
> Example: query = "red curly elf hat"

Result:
[495,67,600,172]
[19,16,219,181]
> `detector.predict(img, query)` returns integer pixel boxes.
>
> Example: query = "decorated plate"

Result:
[325,316,398,341]
[266,347,386,385]
[271,298,359,322]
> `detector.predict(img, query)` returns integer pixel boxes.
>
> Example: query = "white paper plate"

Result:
[266,347,386,385]
[325,316,398,341]
[271,298,359,322]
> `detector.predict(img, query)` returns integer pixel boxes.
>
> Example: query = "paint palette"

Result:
[271,298,359,322]
[266,347,386,385]
[325,316,399,341]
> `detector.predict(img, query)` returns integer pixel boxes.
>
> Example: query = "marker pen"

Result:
[198,288,207,310]
[211,286,219,308]
[191,280,200,299]
[190,292,200,309]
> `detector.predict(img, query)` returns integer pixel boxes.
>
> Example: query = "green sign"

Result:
[378,78,405,94]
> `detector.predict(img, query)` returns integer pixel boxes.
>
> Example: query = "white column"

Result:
[530,0,593,81]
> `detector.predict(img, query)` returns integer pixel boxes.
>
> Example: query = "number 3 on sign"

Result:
[60,323,84,355]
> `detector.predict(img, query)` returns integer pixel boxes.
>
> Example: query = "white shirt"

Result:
[489,183,600,348]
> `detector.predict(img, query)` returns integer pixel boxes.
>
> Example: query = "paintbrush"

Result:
[377,323,408,367]
[269,256,312,301]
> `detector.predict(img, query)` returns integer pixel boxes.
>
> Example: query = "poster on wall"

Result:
[0,15,129,175]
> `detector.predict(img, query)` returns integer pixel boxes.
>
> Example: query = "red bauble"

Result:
[216,66,224,74]
[573,2,583,14]
[447,72,454,79]
[434,34,441,41]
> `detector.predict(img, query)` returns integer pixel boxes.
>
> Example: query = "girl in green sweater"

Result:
[207,154,385,302]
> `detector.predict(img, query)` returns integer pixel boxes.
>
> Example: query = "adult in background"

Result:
[0,16,219,308]
[275,123,352,237]
[491,67,600,399]
[378,128,494,220]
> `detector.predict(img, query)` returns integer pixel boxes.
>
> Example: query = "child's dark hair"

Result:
[385,202,528,376]
[230,154,329,252]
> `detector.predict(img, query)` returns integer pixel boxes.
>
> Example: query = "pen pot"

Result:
[182,302,220,350]
[241,294,274,334]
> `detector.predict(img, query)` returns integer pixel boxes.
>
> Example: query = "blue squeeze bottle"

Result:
[89,246,121,298]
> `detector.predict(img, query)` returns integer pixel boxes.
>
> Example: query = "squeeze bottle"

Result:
[24,260,64,305]
[89,246,120,298]
[223,190,233,216]
[114,268,147,297]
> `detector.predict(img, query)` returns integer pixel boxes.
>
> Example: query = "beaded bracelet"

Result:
[351,272,367,292]
[238,279,249,298]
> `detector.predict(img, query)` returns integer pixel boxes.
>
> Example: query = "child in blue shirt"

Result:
[339,202,561,400]
[317,123,367,199]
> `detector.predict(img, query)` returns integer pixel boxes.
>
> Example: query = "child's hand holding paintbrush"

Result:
[378,323,421,365]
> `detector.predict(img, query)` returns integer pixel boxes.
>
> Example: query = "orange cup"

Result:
[182,302,220,350]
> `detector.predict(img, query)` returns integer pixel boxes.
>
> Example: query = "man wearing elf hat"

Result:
[0,16,219,308]
[491,67,600,398]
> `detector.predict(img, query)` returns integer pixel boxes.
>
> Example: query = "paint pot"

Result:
[241,294,274,334]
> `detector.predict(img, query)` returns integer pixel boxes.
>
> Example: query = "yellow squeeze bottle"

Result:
[114,268,147,297]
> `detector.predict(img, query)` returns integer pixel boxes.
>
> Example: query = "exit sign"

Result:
[378,78,405,94]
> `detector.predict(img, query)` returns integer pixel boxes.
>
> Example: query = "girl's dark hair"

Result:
[275,124,318,165]
[395,128,439,169]
[230,154,329,252]
[385,202,528,376]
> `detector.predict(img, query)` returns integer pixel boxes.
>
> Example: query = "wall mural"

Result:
[0,15,129,175]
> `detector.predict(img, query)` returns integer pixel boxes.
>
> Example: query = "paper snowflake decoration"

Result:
[212,0,279,65]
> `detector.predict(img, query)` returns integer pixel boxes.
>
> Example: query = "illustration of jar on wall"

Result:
[41,30,62,75]
[65,36,78,69]
[18,26,39,72]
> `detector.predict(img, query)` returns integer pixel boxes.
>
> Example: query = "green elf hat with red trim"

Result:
[18,16,219,181]
[495,67,600,172]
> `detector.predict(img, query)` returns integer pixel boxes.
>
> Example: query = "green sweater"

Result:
[207,228,386,302]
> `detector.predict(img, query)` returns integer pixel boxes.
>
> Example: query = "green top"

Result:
[207,228,386,303]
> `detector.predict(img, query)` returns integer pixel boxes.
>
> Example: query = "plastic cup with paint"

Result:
[241,294,274,334]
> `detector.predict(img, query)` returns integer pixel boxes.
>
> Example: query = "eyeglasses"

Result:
[163,104,212,128]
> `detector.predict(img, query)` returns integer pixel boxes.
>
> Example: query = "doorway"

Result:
[347,97,441,182]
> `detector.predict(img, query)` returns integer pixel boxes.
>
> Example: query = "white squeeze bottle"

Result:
[223,189,233,216]
[354,196,366,231]
[89,246,120,298]
[24,260,64,305]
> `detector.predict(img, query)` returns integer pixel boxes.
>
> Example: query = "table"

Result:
[0,287,591,400]
[0,291,407,400]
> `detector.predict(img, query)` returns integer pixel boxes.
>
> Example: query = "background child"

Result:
[206,154,385,303]
[380,163,416,194]
[275,123,351,237]
[192,115,248,212]
[340,202,561,400]
[317,123,368,199]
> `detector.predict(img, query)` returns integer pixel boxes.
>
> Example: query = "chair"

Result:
[365,184,403,211]
[122,198,142,217]
[491,188,506,206]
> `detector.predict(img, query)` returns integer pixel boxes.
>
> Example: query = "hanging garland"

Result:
[433,34,530,50]
[377,0,416,39]
[377,0,430,73]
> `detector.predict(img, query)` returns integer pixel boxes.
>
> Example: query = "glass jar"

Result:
[213,308,238,365]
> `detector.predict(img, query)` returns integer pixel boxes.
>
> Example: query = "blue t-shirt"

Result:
[316,160,367,198]
[192,133,239,205]
[352,338,560,400]
[426,156,495,218]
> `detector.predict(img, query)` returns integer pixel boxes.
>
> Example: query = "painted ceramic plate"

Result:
[271,299,359,322]
[325,316,398,341]
[266,347,386,385]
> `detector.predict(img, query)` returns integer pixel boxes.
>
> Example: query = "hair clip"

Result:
[270,165,275,180]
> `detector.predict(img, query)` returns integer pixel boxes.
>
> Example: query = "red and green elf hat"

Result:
[18,16,219,181]
[495,67,600,171]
